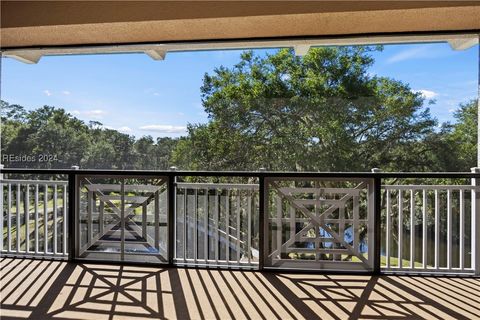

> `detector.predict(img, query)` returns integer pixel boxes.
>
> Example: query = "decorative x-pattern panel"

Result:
[266,178,374,271]
[77,176,168,263]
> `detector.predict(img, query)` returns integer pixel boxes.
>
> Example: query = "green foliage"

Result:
[172,47,467,171]
[0,101,178,169]
[450,100,478,169]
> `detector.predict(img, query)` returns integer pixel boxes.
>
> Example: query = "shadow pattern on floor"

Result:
[1,257,479,320]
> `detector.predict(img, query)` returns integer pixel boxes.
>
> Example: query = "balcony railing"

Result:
[1,168,479,276]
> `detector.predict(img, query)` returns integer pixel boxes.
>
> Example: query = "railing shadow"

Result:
[1,258,478,320]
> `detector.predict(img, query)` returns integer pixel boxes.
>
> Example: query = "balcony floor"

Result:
[1,258,479,320]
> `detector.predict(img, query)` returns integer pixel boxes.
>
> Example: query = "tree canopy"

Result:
[172,47,476,171]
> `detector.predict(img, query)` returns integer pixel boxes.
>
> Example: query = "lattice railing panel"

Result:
[265,178,374,271]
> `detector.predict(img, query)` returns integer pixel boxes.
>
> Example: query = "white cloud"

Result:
[413,89,438,99]
[43,90,52,96]
[62,90,71,95]
[386,45,452,64]
[83,109,107,119]
[117,126,133,133]
[69,109,107,119]
[139,124,187,134]
[387,47,427,63]
[144,88,161,96]
[448,108,456,113]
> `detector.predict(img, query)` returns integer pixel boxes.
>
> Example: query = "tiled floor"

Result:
[1,258,479,320]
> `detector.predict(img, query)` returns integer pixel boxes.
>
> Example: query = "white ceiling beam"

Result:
[448,37,479,50]
[144,49,167,60]
[5,52,42,64]
[294,44,311,56]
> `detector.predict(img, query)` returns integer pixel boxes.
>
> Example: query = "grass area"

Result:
[287,252,426,268]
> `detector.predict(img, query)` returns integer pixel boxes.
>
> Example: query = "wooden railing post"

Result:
[372,168,382,274]
[472,167,480,276]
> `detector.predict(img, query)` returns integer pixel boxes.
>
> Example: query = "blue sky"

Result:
[1,42,478,138]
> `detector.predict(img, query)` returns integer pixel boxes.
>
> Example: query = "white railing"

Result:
[175,182,259,267]
[381,184,478,274]
[1,179,68,258]
[1,168,478,276]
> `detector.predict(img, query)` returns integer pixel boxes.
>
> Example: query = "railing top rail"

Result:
[177,182,259,190]
[0,179,68,185]
[1,168,479,178]
[382,185,478,190]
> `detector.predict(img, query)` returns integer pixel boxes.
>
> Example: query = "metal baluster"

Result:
[35,184,39,254]
[422,190,427,268]
[214,188,219,264]
[410,189,415,269]
[247,190,252,264]
[26,184,30,253]
[338,200,345,262]
[289,200,295,262]
[459,189,464,270]
[226,190,230,263]
[16,184,21,252]
[447,189,452,269]
[7,184,11,252]
[63,184,67,255]
[204,189,208,262]
[44,184,48,254]
[154,190,160,251]
[276,191,282,261]
[398,190,403,268]
[353,193,359,262]
[53,185,58,254]
[194,188,197,263]
[183,188,187,261]
[142,202,147,240]
[87,190,93,249]
[99,199,104,237]
[236,191,241,263]
[386,189,391,268]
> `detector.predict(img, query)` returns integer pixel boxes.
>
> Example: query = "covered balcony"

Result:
[0,168,479,319]
[1,1,480,319]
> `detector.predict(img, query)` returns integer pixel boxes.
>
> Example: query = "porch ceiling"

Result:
[1,1,480,49]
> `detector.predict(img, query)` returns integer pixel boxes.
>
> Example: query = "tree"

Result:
[172,47,438,172]
[1,100,179,170]
[449,99,478,169]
